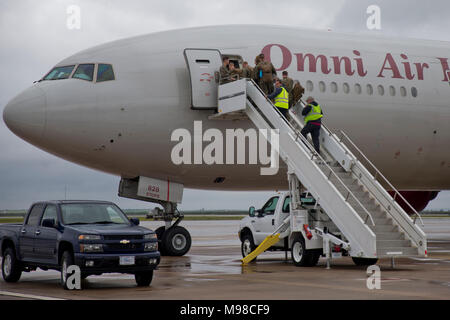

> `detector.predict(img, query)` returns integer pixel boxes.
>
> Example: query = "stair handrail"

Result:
[338,130,424,227]
[246,80,376,227]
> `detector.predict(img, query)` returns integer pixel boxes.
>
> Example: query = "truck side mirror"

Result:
[249,206,255,217]
[130,217,140,226]
[42,218,56,228]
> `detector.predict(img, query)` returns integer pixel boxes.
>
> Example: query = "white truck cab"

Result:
[238,191,347,266]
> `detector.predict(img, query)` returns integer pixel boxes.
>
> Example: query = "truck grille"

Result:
[106,243,143,252]
[103,235,143,240]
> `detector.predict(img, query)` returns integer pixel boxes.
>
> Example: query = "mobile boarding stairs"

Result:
[211,78,427,266]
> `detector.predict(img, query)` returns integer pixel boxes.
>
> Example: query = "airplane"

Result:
[3,25,450,257]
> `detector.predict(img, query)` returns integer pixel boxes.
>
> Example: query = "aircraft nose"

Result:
[3,85,46,143]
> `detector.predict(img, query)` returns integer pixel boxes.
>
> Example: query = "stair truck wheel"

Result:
[135,270,154,286]
[352,257,379,266]
[162,226,192,256]
[155,226,167,256]
[2,247,22,283]
[291,234,317,267]
[241,233,257,261]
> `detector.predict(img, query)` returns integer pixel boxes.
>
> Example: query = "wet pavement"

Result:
[1,219,450,300]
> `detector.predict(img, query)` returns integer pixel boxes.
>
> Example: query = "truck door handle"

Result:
[21,229,26,234]
[272,219,274,226]
[35,230,41,236]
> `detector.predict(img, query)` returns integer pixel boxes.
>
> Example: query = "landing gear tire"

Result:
[352,257,379,266]
[291,235,317,267]
[2,247,22,283]
[241,233,257,261]
[162,226,191,256]
[135,270,154,286]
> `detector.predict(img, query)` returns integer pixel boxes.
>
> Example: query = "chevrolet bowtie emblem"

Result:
[120,239,130,244]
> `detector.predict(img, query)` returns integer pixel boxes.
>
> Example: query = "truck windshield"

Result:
[61,203,130,225]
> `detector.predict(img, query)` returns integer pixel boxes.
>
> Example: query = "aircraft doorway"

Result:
[184,48,222,110]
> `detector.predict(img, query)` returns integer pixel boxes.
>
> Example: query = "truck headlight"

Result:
[144,242,158,251]
[79,234,102,241]
[80,244,103,253]
[144,233,157,240]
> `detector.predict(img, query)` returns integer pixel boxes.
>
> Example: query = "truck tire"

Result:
[162,226,191,256]
[2,247,22,283]
[291,235,317,267]
[135,270,154,286]
[155,226,167,256]
[241,233,257,261]
[352,257,378,266]
[60,251,77,290]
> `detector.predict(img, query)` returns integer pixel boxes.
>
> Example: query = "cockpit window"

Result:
[97,64,115,82]
[43,65,75,80]
[72,63,95,81]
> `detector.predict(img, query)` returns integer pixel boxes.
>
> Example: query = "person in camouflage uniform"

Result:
[281,71,294,106]
[254,54,277,95]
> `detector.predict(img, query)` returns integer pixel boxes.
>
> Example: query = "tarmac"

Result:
[1,219,450,300]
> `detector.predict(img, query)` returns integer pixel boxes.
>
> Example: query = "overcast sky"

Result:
[0,0,449,211]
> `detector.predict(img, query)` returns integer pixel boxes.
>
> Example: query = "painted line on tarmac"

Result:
[0,290,65,300]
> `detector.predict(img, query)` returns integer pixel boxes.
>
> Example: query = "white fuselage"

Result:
[3,25,450,191]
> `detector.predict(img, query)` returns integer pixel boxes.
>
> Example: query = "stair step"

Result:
[377,240,411,248]
[375,232,404,240]
[377,246,418,257]
[371,224,398,233]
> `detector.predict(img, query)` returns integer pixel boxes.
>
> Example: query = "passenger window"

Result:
[282,196,291,213]
[389,85,396,96]
[26,204,44,226]
[261,197,279,215]
[306,80,314,92]
[330,82,338,93]
[354,83,362,94]
[377,85,385,96]
[400,86,407,97]
[72,63,95,81]
[319,81,326,92]
[97,64,115,82]
[41,205,57,226]
[43,65,75,80]
[343,82,350,94]
[411,87,418,97]
[367,84,373,95]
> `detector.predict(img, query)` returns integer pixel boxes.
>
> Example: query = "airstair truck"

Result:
[212,77,427,267]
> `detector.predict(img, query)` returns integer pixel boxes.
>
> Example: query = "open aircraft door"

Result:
[184,48,222,110]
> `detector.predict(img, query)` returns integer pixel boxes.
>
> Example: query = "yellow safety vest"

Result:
[304,103,323,125]
[274,87,289,109]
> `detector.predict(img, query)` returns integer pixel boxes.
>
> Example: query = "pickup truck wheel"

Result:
[352,257,378,266]
[241,234,257,261]
[60,251,77,290]
[135,270,153,286]
[162,226,191,256]
[291,235,316,267]
[2,247,22,283]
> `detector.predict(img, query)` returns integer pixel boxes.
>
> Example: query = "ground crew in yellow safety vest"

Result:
[267,78,289,118]
[301,96,323,154]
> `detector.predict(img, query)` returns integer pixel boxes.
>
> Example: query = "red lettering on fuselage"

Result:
[261,44,438,81]
[437,57,450,82]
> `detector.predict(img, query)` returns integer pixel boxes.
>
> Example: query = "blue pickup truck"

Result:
[0,200,160,289]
